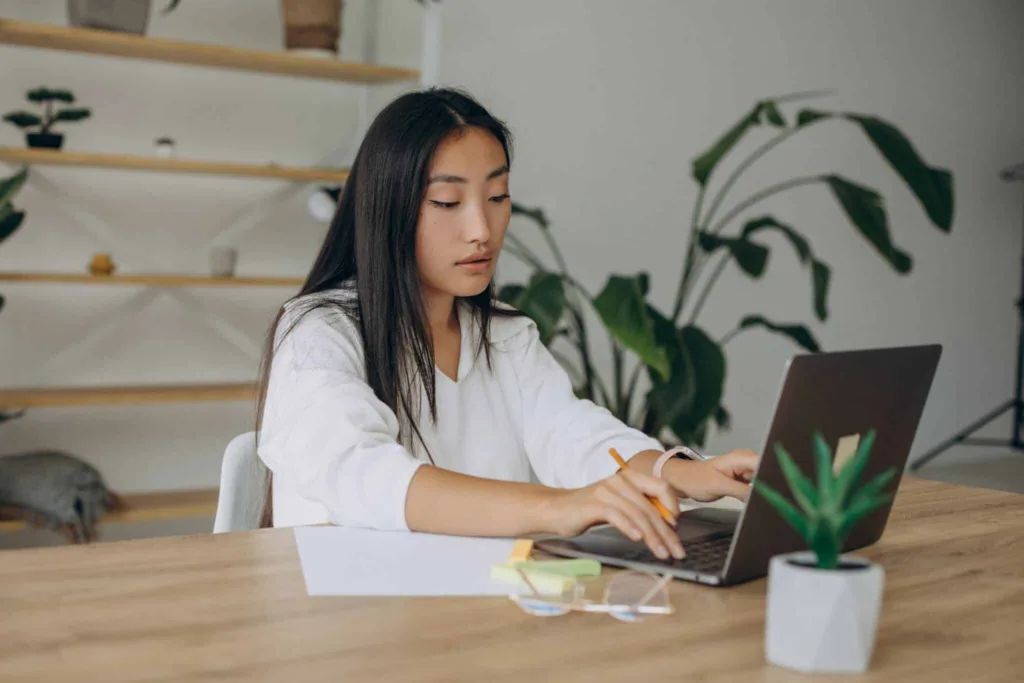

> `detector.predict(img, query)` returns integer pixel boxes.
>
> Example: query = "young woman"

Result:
[256,88,758,561]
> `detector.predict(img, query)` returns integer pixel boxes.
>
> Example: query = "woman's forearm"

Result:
[404,465,559,537]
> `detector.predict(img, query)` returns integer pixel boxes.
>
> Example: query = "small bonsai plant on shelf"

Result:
[3,88,92,150]
[754,429,896,674]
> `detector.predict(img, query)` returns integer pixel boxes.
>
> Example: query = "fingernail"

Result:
[656,546,668,559]
[673,547,685,559]
[630,528,641,541]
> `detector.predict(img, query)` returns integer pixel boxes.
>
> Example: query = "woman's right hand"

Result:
[541,469,685,560]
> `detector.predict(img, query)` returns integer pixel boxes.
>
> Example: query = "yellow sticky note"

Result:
[508,539,534,564]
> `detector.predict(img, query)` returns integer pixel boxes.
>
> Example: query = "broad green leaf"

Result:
[813,432,834,506]
[811,259,831,321]
[645,307,696,427]
[774,443,818,516]
[675,325,726,436]
[741,216,832,321]
[0,206,25,244]
[753,480,811,543]
[593,275,669,379]
[798,109,954,232]
[825,174,913,274]
[0,167,27,206]
[510,202,550,230]
[692,106,760,186]
[698,232,769,278]
[832,429,877,505]
[762,101,786,127]
[739,315,821,352]
[2,111,42,129]
[499,272,565,344]
[713,404,731,429]
[55,108,91,122]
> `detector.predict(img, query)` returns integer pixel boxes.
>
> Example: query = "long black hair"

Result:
[255,87,520,527]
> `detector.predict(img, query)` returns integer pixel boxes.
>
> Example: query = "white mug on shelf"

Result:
[209,247,238,278]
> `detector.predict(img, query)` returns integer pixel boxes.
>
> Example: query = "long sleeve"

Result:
[510,322,664,489]
[258,307,425,531]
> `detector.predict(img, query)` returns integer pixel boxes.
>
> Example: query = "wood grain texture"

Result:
[0,147,350,182]
[0,489,218,533]
[0,272,304,288]
[0,382,256,408]
[0,19,419,84]
[0,478,1021,682]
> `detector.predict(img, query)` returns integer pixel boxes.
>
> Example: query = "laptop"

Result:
[536,344,942,586]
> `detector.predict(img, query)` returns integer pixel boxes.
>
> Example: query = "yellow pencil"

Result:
[608,448,677,526]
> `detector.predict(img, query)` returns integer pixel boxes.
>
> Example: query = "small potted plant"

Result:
[754,429,896,674]
[3,88,92,150]
[154,136,176,158]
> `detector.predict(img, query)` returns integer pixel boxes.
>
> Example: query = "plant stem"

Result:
[700,127,799,231]
[687,253,730,324]
[623,361,644,428]
[671,186,707,322]
[612,344,625,419]
[719,326,741,346]
[707,175,823,238]
[43,100,53,134]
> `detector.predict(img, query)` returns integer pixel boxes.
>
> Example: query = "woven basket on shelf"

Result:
[280,0,342,54]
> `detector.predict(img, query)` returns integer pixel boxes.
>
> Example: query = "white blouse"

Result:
[258,288,664,530]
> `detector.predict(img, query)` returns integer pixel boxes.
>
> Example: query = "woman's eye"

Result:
[489,193,511,203]
[430,200,460,209]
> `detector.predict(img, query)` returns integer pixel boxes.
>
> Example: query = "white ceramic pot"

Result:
[765,551,884,674]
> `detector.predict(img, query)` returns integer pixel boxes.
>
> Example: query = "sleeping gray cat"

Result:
[0,450,123,543]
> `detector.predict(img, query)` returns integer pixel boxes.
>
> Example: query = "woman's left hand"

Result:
[661,449,759,503]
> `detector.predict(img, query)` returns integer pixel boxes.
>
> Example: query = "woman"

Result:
[257,87,757,561]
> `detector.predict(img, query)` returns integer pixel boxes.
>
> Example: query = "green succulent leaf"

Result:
[838,493,894,539]
[813,432,834,506]
[753,479,811,543]
[833,429,877,505]
[774,443,818,516]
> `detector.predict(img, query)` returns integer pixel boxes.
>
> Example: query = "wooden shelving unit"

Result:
[0,383,256,409]
[0,19,419,84]
[0,147,350,182]
[0,272,304,288]
[0,488,219,532]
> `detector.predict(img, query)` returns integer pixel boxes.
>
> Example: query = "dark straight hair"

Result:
[254,87,520,528]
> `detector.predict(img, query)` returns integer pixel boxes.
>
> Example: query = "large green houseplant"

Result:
[500,94,954,446]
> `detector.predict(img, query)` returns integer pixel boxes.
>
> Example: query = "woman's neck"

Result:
[423,290,459,338]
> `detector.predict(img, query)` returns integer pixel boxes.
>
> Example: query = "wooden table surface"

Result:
[1,477,1021,683]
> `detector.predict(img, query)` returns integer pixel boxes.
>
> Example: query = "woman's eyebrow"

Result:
[428,165,510,184]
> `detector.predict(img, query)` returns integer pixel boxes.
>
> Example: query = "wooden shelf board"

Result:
[0,19,419,84]
[0,272,305,288]
[0,488,219,532]
[0,147,349,182]
[0,382,257,409]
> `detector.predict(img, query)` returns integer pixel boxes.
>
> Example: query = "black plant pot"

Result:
[26,133,64,150]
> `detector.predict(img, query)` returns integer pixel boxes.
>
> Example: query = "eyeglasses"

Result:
[508,565,674,623]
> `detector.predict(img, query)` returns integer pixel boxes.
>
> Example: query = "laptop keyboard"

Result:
[621,534,733,573]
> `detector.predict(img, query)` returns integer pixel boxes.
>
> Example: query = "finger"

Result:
[606,490,683,560]
[714,450,759,481]
[715,472,753,501]
[619,469,680,524]
[602,507,644,544]
[611,477,685,559]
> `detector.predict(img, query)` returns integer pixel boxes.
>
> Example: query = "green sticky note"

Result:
[490,559,603,595]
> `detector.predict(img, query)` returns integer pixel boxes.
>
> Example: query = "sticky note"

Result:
[490,559,603,595]
[508,539,534,564]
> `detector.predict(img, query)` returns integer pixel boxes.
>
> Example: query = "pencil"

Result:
[608,448,677,526]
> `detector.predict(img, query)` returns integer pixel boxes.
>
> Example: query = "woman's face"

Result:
[416,127,511,301]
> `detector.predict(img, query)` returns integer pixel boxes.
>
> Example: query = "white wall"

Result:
[1,0,1022,545]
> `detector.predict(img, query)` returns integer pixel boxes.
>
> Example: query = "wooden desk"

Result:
[1,478,1021,682]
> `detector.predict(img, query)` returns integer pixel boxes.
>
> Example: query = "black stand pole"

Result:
[911,166,1024,470]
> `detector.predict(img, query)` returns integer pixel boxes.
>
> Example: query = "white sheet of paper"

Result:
[293,526,518,596]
